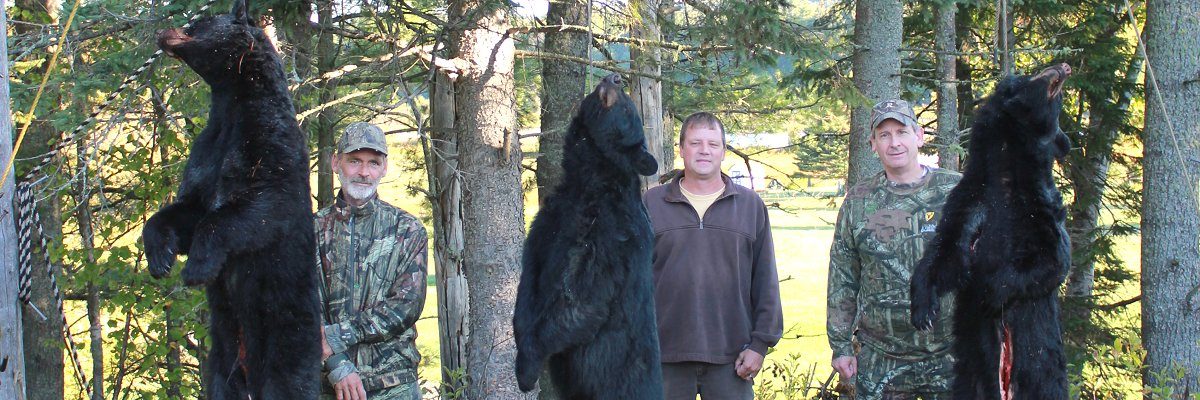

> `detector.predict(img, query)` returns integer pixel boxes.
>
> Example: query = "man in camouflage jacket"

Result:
[317,122,427,400]
[826,100,960,399]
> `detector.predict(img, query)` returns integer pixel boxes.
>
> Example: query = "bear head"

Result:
[156,0,274,86]
[569,74,659,176]
[990,63,1074,159]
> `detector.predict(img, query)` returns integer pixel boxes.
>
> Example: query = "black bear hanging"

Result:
[911,63,1074,400]
[513,74,664,399]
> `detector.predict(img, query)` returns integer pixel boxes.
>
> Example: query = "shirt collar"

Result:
[333,190,379,218]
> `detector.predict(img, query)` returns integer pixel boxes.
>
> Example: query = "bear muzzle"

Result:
[157,29,191,58]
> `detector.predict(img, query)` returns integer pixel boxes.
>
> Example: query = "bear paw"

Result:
[143,226,179,279]
[910,288,940,331]
[515,349,542,392]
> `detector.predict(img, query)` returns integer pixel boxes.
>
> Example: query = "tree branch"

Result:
[514,50,661,80]
[510,25,733,52]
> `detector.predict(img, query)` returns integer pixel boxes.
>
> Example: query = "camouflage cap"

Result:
[339,122,388,156]
[869,99,919,132]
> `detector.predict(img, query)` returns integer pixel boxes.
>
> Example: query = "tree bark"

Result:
[955,4,976,134]
[995,0,1014,76]
[537,0,588,203]
[1061,56,1142,378]
[1141,0,1200,394]
[847,0,902,186]
[0,3,29,397]
[934,0,959,171]
[426,70,470,395]
[73,139,102,400]
[11,1,63,398]
[313,0,339,208]
[15,116,63,400]
[631,0,666,189]
[1064,56,1142,301]
[446,0,531,398]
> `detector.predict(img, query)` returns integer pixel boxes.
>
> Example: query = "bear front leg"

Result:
[927,175,988,290]
[913,190,986,330]
[910,255,942,330]
[143,201,205,279]
[183,191,290,286]
[983,229,1069,309]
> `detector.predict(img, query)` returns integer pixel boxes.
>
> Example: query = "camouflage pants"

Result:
[853,347,953,400]
[320,380,421,400]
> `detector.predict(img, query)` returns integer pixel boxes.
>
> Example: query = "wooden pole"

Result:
[1,3,30,398]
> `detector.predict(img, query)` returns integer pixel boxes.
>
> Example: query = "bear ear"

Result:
[231,0,255,26]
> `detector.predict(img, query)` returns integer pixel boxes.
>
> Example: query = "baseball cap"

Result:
[869,99,919,131]
[338,122,388,156]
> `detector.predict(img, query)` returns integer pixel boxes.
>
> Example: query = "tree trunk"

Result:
[537,0,588,203]
[934,0,959,171]
[446,1,531,398]
[425,70,471,395]
[1141,0,1200,395]
[313,0,338,208]
[847,0,902,186]
[955,4,976,134]
[0,3,28,397]
[11,1,64,398]
[995,0,1014,76]
[1064,56,1142,302]
[631,0,666,189]
[74,139,102,400]
[16,123,63,400]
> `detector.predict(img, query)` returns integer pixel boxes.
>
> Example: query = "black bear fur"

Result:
[141,1,320,398]
[513,74,664,399]
[911,64,1074,400]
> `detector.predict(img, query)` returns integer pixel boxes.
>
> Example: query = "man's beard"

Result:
[338,172,380,201]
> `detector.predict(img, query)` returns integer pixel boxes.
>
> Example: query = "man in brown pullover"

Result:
[643,112,784,399]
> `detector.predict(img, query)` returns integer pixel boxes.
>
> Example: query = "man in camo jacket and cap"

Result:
[826,100,960,399]
[317,122,427,400]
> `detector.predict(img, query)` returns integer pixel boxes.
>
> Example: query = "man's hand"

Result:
[832,355,857,379]
[735,349,765,381]
[334,372,367,400]
[321,327,333,361]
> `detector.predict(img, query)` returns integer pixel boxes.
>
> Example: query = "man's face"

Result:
[333,149,387,201]
[680,124,726,180]
[870,119,924,174]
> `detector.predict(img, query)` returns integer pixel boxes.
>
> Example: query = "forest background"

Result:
[1,0,1196,399]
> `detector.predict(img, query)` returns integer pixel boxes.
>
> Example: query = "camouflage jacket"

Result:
[826,167,960,362]
[315,193,427,392]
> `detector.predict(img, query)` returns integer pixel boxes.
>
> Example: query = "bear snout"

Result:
[157,29,191,57]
